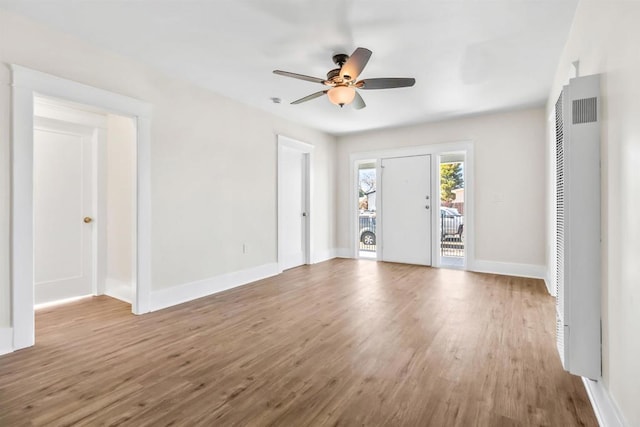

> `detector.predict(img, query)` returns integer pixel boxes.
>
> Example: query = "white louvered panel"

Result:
[555,92,567,362]
[554,75,601,380]
[555,92,565,308]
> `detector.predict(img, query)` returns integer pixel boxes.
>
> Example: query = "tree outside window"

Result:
[440,163,463,203]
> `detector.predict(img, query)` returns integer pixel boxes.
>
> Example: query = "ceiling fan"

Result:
[273,47,415,109]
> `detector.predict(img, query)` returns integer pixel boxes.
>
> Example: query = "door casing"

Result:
[349,141,475,269]
[10,65,152,351]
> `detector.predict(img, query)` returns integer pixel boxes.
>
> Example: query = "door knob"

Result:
[425,206,430,210]
[83,217,93,223]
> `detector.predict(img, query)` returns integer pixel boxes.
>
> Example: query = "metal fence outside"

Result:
[441,214,464,258]
[357,213,464,258]
[359,215,377,252]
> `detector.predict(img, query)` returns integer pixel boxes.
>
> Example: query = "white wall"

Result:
[548,2,640,425]
[0,22,9,328]
[0,9,337,325]
[106,114,135,299]
[336,108,547,271]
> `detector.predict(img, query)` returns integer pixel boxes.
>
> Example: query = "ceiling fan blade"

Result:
[353,91,366,110]
[340,47,372,81]
[357,78,416,90]
[273,70,326,84]
[291,90,328,105]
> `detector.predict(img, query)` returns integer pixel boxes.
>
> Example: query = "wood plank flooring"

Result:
[0,259,597,426]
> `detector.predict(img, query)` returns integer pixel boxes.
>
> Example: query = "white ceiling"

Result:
[0,0,579,135]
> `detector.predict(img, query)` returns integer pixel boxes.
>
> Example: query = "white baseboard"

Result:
[582,377,628,427]
[150,262,279,311]
[334,248,352,258]
[312,248,337,264]
[322,253,545,280]
[544,277,552,295]
[471,260,546,279]
[0,327,13,356]
[544,273,556,296]
[105,278,132,304]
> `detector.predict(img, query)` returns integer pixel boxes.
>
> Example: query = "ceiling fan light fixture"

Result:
[327,85,356,107]
[274,47,415,109]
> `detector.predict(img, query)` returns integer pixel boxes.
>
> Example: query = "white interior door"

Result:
[381,155,432,265]
[279,145,308,270]
[34,125,95,304]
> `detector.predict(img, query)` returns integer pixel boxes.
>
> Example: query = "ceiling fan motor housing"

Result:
[326,68,342,82]
[331,54,353,81]
[332,53,349,66]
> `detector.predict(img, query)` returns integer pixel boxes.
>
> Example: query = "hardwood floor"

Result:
[0,259,597,426]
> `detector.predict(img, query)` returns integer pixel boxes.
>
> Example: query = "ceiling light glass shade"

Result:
[327,85,356,106]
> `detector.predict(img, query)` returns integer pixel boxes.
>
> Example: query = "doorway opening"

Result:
[277,135,312,271]
[349,141,473,269]
[357,160,377,259]
[439,153,466,268]
[11,65,152,351]
[32,95,136,313]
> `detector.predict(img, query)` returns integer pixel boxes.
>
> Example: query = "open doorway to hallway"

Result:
[357,160,377,259]
[439,153,465,268]
[11,65,152,351]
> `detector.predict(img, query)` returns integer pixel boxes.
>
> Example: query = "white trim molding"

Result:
[471,260,546,279]
[150,263,279,312]
[10,65,152,350]
[334,248,352,258]
[0,328,13,355]
[544,274,555,296]
[311,249,338,264]
[104,278,133,304]
[582,378,629,427]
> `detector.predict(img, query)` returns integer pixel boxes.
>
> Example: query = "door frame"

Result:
[437,151,468,268]
[349,141,475,269]
[10,65,152,350]
[277,134,313,272]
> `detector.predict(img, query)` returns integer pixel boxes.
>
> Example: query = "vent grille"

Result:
[572,97,597,124]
